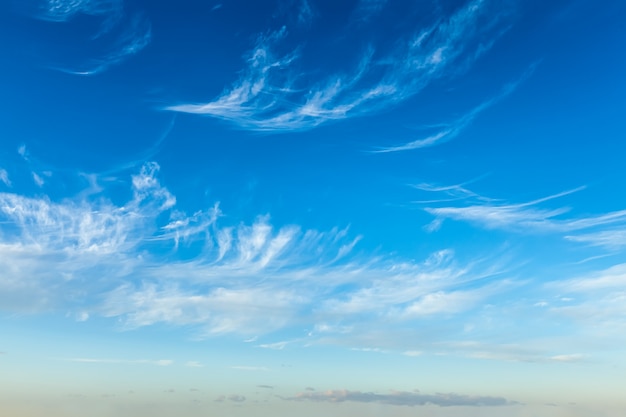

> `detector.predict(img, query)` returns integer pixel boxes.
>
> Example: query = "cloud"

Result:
[297,0,313,26]
[565,229,626,249]
[545,263,626,334]
[32,172,45,187]
[0,161,569,357]
[36,0,123,23]
[228,395,246,402]
[57,14,152,76]
[185,361,204,368]
[31,0,151,75]
[373,65,537,152]
[168,0,513,131]
[0,169,10,187]
[422,185,626,236]
[64,358,173,366]
[288,389,514,407]
[257,385,274,389]
[352,0,389,23]
[438,341,586,363]
[258,341,290,350]
[0,160,511,337]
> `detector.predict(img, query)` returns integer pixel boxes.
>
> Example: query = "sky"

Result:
[1,0,625,416]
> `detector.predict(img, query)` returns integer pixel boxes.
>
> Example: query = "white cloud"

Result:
[64,14,152,76]
[258,341,290,350]
[168,0,512,131]
[64,358,173,366]
[423,185,626,235]
[4,162,613,359]
[374,65,536,152]
[38,0,122,22]
[32,172,45,187]
[0,169,10,187]
[565,228,626,249]
[33,0,151,75]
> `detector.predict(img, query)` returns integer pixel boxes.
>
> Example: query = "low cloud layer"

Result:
[288,389,514,407]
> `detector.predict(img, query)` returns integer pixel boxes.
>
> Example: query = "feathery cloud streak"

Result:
[32,0,151,75]
[422,186,626,237]
[374,64,538,152]
[168,0,513,131]
[38,0,122,23]
[0,162,511,343]
[1,163,623,362]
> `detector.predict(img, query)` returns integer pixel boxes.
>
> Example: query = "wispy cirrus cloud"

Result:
[373,64,537,152]
[0,162,510,344]
[54,14,152,76]
[2,162,619,361]
[0,169,10,187]
[422,185,626,236]
[31,0,151,75]
[287,388,514,407]
[168,0,513,131]
[37,0,122,23]
[565,229,626,249]
[545,263,626,335]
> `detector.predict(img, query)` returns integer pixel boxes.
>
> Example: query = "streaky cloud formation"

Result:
[38,0,122,23]
[373,64,538,152]
[1,162,622,366]
[168,0,513,131]
[0,169,10,187]
[422,185,626,236]
[32,0,151,75]
[288,389,514,407]
[565,229,626,249]
[62,14,152,76]
[0,163,509,345]
[3,1,626,415]
[544,263,626,337]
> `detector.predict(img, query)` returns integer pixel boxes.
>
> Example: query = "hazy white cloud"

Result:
[32,172,45,187]
[374,65,536,152]
[1,162,615,359]
[288,388,513,407]
[38,0,122,22]
[423,186,626,236]
[168,0,512,131]
[258,341,290,350]
[59,14,152,76]
[64,358,173,366]
[0,169,10,187]
[32,0,151,75]
[545,263,626,334]
[565,228,626,249]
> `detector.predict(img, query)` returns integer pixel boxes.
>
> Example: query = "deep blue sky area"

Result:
[1,1,626,416]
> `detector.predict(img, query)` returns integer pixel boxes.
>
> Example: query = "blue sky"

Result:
[1,0,626,416]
